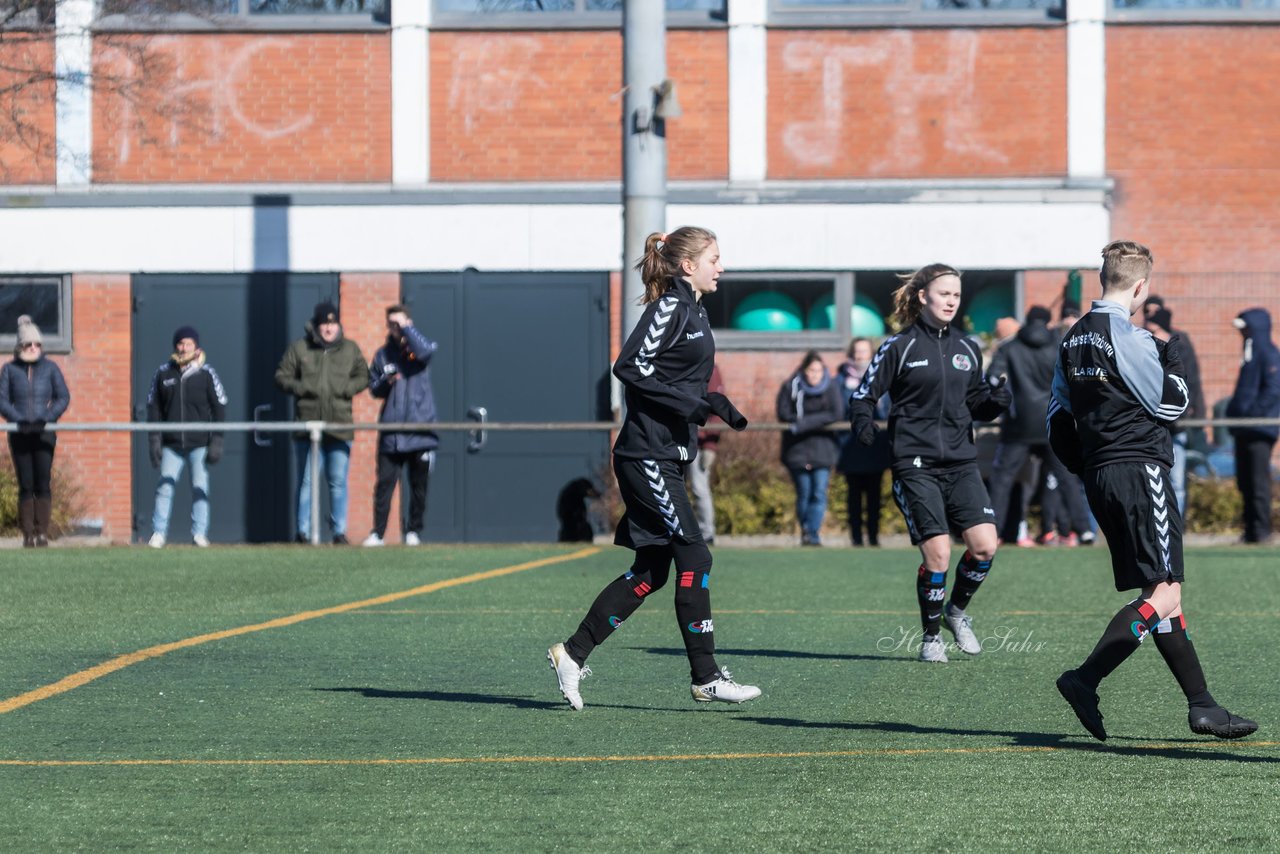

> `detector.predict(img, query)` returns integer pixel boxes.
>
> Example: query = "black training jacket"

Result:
[849,317,1007,472]
[612,278,714,462]
[146,358,228,449]
[1047,299,1188,472]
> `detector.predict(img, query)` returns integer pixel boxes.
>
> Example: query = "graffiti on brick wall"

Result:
[780,31,1007,173]
[103,37,316,165]
[448,36,548,136]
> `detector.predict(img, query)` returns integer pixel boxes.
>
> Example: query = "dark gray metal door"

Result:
[131,274,337,543]
[402,271,610,542]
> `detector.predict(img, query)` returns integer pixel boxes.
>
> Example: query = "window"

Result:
[97,0,389,23]
[769,0,1063,25]
[0,276,72,353]
[433,0,726,27]
[705,270,1017,350]
[1110,0,1279,16]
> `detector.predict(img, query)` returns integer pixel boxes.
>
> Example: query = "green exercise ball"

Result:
[732,291,804,332]
[965,284,1015,336]
[804,292,887,337]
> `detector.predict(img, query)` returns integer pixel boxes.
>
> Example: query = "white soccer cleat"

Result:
[944,604,981,655]
[148,533,165,549]
[362,533,384,547]
[193,534,210,548]
[547,642,589,711]
[691,669,761,704]
[404,532,421,546]
[919,634,949,663]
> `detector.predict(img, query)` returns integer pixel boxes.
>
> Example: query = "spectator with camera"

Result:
[362,304,439,547]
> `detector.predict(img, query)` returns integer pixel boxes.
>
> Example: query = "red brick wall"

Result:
[340,273,400,541]
[430,30,728,181]
[0,36,56,184]
[768,28,1067,179]
[1108,25,1280,410]
[56,276,133,542]
[91,33,391,183]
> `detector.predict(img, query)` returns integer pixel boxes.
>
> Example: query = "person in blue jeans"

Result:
[275,301,369,544]
[777,350,844,546]
[146,326,227,548]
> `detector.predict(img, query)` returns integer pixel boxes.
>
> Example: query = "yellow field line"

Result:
[0,547,601,716]
[2,741,1277,767]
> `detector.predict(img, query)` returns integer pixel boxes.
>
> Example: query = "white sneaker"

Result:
[919,634,949,663]
[547,643,589,710]
[404,531,421,546]
[944,604,981,655]
[193,535,210,548]
[362,533,384,547]
[691,669,761,704]
[148,533,165,549]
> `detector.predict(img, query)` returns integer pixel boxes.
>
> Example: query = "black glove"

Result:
[706,392,748,432]
[851,413,878,446]
[1160,333,1186,376]
[19,420,46,435]
[149,435,162,469]
[988,374,1012,409]
[206,435,224,466]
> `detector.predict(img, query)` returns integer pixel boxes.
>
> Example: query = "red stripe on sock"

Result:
[1137,601,1158,623]
[634,582,651,598]
[1177,614,1187,630]
[679,572,694,588]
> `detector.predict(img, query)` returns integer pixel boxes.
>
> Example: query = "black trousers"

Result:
[1234,436,1276,542]
[8,433,55,500]
[845,471,884,545]
[372,450,431,537]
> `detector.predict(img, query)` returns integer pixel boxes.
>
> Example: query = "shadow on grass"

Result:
[739,717,1278,762]
[315,687,691,714]
[630,646,908,663]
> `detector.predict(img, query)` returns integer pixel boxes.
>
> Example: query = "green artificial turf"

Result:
[1,544,1277,851]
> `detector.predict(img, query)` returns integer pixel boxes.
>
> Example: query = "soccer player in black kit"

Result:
[547,226,759,710]
[1049,240,1257,741]
[849,265,1011,662]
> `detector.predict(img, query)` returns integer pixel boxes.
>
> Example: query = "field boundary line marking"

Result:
[0,547,600,716]
[2,741,1277,767]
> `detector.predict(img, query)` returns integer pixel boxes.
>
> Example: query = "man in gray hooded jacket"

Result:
[362,304,439,546]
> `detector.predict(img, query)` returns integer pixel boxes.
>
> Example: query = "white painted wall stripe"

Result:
[392,0,432,186]
[728,0,768,185]
[54,0,94,186]
[1067,0,1107,180]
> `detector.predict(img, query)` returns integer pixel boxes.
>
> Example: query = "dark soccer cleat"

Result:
[1056,669,1107,741]
[1189,706,1259,740]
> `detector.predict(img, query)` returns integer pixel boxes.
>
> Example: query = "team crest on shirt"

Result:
[952,354,973,371]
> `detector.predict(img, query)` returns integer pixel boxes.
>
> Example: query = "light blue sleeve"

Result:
[1111,314,1184,421]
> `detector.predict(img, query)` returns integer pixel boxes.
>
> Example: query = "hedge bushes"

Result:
[0,454,86,539]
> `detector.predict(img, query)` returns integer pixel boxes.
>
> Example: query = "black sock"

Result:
[949,550,991,613]
[565,547,671,665]
[675,567,717,684]
[1152,614,1216,709]
[916,564,947,637]
[1078,599,1160,688]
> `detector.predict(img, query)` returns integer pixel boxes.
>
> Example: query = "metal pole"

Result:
[621,0,668,343]
[308,422,323,545]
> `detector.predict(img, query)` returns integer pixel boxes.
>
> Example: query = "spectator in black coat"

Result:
[836,337,891,546]
[987,306,1090,545]
[1226,307,1280,543]
[1144,296,1207,517]
[777,350,844,546]
[0,316,70,547]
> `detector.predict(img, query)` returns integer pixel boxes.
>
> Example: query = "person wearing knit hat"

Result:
[145,325,227,548]
[0,315,71,547]
[274,300,369,544]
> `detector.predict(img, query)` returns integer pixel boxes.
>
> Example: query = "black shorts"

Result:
[1083,462,1184,591]
[613,457,705,550]
[891,463,996,546]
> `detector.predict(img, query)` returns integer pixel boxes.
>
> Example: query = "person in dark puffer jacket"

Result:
[146,325,228,549]
[1226,307,1280,543]
[361,304,439,548]
[777,350,845,546]
[0,315,70,547]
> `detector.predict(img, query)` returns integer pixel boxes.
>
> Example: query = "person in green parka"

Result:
[275,301,369,544]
